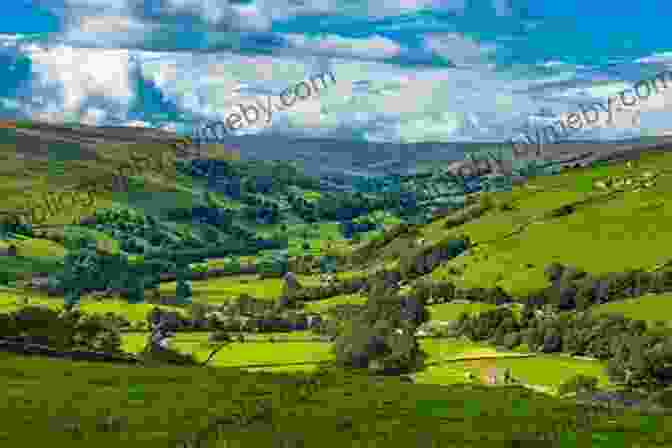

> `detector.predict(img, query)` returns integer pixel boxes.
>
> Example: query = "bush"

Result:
[544,263,565,282]
[558,374,598,396]
[652,387,672,408]
[208,330,233,343]
[502,331,522,349]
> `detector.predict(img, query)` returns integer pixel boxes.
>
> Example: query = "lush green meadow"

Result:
[427,301,498,321]
[302,293,367,313]
[2,350,666,448]
[159,273,323,302]
[416,151,672,297]
[122,332,333,369]
[0,289,185,322]
[591,293,672,325]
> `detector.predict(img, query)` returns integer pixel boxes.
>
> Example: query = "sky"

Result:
[1,0,672,143]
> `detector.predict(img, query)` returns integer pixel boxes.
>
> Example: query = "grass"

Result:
[420,338,501,360]
[428,302,498,321]
[0,290,186,323]
[159,274,324,302]
[1,350,666,448]
[0,237,67,258]
[303,293,367,314]
[0,255,64,281]
[591,292,672,325]
[409,150,672,297]
[416,338,610,393]
[122,332,333,368]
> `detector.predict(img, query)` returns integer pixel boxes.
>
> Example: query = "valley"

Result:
[1,121,672,446]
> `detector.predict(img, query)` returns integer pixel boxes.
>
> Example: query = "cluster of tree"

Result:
[339,218,377,239]
[311,192,375,222]
[399,236,471,280]
[50,237,180,306]
[329,273,430,374]
[348,223,419,265]
[243,198,281,224]
[0,216,33,238]
[411,262,672,313]
[88,208,189,254]
[257,252,289,278]
[179,158,321,198]
[522,263,672,311]
[186,206,235,229]
[352,175,402,194]
[453,304,672,391]
[145,298,321,334]
[0,306,123,353]
[288,275,367,303]
[412,279,513,305]
[442,199,493,231]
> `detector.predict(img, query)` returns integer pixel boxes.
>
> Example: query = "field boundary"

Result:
[424,352,537,367]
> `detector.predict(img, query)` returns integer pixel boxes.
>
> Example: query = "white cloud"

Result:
[423,32,497,67]
[284,33,402,60]
[19,44,135,124]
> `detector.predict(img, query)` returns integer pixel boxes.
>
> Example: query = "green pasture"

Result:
[415,351,610,393]
[122,332,333,368]
[591,293,672,325]
[0,290,185,323]
[421,151,672,297]
[0,237,67,258]
[160,273,324,302]
[4,349,662,448]
[303,293,367,314]
[427,302,498,321]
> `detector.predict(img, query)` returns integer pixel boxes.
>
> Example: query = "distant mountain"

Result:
[4,119,672,184]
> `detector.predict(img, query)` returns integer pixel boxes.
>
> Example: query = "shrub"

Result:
[558,374,598,396]
[652,387,672,408]
[544,263,565,282]
[502,331,522,349]
[208,330,233,343]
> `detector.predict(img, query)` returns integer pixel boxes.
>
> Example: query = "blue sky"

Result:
[1,0,671,143]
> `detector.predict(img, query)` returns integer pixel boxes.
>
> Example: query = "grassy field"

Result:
[122,332,333,368]
[427,302,498,321]
[412,354,610,394]
[303,293,367,314]
[393,150,672,297]
[0,237,67,258]
[415,338,610,393]
[0,290,186,322]
[2,350,667,448]
[591,292,672,325]
[159,274,324,302]
[4,127,672,446]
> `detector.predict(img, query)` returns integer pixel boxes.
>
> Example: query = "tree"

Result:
[558,374,598,397]
[63,288,81,312]
[176,278,192,304]
[125,273,145,304]
[541,327,562,353]
[175,263,192,304]
[503,331,522,350]
[189,302,209,329]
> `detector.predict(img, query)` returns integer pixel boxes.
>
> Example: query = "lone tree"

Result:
[175,263,192,304]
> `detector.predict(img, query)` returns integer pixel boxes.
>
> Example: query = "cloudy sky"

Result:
[1,0,672,143]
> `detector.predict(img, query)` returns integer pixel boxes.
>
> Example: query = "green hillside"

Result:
[3,125,672,447]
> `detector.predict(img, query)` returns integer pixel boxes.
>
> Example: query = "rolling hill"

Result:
[2,120,672,447]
